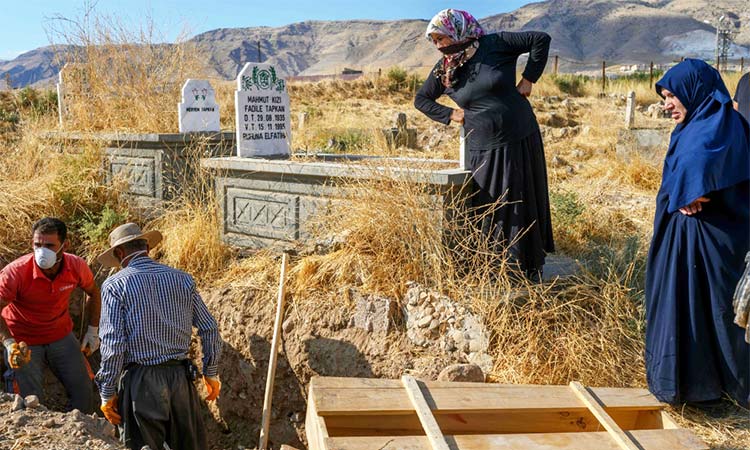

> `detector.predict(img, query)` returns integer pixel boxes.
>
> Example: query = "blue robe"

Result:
[645,59,750,406]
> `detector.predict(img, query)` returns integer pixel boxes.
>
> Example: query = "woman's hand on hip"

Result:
[517,78,533,97]
[679,197,710,216]
[450,108,465,124]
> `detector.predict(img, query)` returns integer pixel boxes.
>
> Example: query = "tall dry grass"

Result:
[48,9,206,132]
[282,160,647,387]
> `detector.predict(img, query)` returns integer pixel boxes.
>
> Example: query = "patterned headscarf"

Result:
[425,9,485,88]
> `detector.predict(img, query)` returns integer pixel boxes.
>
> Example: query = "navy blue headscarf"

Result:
[655,58,749,213]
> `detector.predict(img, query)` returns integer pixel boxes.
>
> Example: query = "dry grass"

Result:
[2,37,749,446]
[49,10,206,132]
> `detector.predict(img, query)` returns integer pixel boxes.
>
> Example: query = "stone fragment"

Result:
[10,394,24,412]
[42,418,57,428]
[23,395,40,408]
[417,315,433,328]
[437,364,485,382]
[282,317,294,334]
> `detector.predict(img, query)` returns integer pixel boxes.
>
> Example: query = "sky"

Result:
[0,0,530,60]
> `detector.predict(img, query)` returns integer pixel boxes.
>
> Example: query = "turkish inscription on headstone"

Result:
[235,63,291,157]
[178,79,220,132]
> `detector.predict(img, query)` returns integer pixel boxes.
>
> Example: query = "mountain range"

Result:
[1,0,749,88]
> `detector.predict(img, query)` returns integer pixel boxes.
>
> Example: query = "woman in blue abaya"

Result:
[645,58,750,407]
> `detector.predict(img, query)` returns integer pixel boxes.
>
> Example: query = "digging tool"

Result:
[259,252,290,450]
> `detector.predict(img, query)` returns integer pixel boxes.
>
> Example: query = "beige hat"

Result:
[97,223,162,268]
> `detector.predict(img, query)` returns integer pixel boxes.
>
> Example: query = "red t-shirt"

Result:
[0,253,95,345]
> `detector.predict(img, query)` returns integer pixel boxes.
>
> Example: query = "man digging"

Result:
[0,217,100,413]
[95,222,222,450]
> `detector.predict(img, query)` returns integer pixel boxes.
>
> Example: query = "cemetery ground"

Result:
[1,70,749,449]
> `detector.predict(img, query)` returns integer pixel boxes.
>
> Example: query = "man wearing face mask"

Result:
[0,217,99,413]
[95,223,221,450]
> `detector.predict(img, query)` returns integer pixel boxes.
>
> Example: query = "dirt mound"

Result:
[0,393,120,450]
[196,283,466,450]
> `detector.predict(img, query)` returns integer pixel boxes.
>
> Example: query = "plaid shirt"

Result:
[95,256,221,400]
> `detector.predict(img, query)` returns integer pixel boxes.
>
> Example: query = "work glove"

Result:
[203,376,221,401]
[3,338,31,369]
[80,326,100,356]
[101,396,121,425]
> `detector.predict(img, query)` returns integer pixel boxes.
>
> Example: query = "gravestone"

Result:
[235,63,291,158]
[56,69,65,127]
[381,112,417,149]
[625,91,636,129]
[178,79,220,132]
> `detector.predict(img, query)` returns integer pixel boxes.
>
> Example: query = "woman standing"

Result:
[414,9,554,279]
[646,59,749,408]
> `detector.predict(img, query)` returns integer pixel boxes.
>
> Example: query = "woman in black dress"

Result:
[414,8,554,279]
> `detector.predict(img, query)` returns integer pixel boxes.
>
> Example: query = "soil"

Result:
[196,283,462,450]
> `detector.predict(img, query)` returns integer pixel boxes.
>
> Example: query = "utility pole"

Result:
[715,15,734,73]
[258,41,262,63]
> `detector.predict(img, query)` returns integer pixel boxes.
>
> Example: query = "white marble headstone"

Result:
[56,69,65,127]
[235,63,291,157]
[178,79,220,133]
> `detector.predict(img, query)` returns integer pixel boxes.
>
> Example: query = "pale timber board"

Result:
[324,429,708,450]
[305,380,330,450]
[311,377,661,415]
[323,409,656,435]
[569,381,639,450]
[401,375,450,450]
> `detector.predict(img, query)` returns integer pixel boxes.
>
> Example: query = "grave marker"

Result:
[178,79,220,133]
[235,63,291,158]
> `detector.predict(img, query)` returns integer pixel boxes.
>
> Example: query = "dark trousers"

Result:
[3,332,94,414]
[119,361,207,450]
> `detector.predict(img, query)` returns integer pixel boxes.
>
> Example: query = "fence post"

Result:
[258,41,262,62]
[649,61,654,88]
[741,57,745,74]
[601,61,606,93]
[554,55,559,76]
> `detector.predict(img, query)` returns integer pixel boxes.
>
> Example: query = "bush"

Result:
[552,75,587,96]
[550,189,585,227]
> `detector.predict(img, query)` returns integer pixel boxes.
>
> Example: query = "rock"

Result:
[289,411,304,423]
[23,395,40,408]
[42,418,57,428]
[437,364,485,382]
[469,339,485,353]
[550,155,568,168]
[428,319,440,330]
[12,413,30,426]
[10,394,24,412]
[282,317,294,334]
[281,446,303,450]
[417,315,433,328]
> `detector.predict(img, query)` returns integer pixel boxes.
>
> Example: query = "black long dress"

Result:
[414,32,554,274]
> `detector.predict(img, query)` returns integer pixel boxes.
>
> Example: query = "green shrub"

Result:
[552,75,587,96]
[550,189,585,227]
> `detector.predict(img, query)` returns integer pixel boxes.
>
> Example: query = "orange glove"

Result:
[203,376,221,401]
[101,396,121,425]
[4,339,31,369]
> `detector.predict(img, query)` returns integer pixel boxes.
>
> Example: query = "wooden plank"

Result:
[305,379,330,450]
[401,375,450,450]
[324,429,708,450]
[310,377,662,415]
[569,381,640,450]
[323,409,653,436]
[660,411,679,429]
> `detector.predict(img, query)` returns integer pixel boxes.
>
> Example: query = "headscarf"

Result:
[425,9,485,88]
[655,58,749,213]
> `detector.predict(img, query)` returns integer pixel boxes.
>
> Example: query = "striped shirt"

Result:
[95,256,221,400]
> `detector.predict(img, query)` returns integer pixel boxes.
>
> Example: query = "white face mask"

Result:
[34,246,62,270]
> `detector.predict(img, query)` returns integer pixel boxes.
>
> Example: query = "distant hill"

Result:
[2,0,749,88]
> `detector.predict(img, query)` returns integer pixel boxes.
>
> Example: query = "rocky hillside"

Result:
[2,0,749,87]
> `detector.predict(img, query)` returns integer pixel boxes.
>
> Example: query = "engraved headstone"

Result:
[235,63,291,157]
[178,79,220,132]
